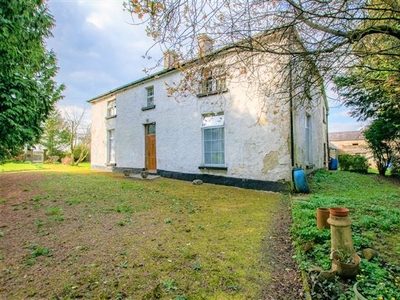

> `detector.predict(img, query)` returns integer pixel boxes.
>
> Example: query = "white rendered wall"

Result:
[91,96,114,171]
[109,68,293,182]
[90,52,326,182]
[292,96,328,171]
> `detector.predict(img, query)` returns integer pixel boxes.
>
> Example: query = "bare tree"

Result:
[125,0,399,104]
[63,109,91,166]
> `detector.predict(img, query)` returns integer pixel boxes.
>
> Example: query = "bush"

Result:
[351,155,369,173]
[338,153,353,171]
[73,145,90,162]
[390,155,400,177]
[46,148,66,159]
[338,153,369,173]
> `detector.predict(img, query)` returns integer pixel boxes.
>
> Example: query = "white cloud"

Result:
[57,104,91,129]
[48,0,366,135]
[47,0,158,107]
[86,12,110,29]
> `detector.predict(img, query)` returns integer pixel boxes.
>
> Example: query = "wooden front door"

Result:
[145,123,157,171]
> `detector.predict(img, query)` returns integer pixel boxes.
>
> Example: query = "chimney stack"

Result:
[197,34,213,57]
[163,51,177,69]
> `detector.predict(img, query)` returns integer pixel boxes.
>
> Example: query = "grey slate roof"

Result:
[329,131,364,141]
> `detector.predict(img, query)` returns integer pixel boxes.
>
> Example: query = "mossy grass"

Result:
[0,166,281,299]
[291,170,400,299]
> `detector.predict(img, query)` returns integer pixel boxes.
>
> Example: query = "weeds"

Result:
[118,261,128,268]
[34,219,45,228]
[45,206,62,216]
[117,217,132,226]
[292,170,400,299]
[179,247,196,260]
[66,198,82,205]
[25,243,52,266]
[162,278,178,293]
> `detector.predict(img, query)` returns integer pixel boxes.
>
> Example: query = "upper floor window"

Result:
[107,99,116,118]
[198,67,227,97]
[146,86,154,106]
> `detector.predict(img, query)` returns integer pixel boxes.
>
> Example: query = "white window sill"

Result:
[196,89,228,98]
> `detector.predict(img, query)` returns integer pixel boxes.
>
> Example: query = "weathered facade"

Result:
[89,38,329,192]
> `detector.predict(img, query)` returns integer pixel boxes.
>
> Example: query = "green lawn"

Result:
[292,170,400,300]
[0,161,91,172]
[0,166,282,299]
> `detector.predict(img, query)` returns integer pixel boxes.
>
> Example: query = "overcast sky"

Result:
[46,0,367,133]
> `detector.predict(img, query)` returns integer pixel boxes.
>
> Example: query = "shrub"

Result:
[351,155,369,173]
[73,145,90,162]
[390,155,400,177]
[338,153,353,171]
[338,154,369,173]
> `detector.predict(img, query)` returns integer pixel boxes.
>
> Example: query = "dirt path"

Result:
[261,196,304,299]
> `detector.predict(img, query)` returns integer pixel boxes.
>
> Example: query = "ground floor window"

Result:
[305,115,312,164]
[202,114,225,165]
[108,129,115,164]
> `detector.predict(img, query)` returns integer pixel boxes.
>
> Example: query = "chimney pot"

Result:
[197,34,213,57]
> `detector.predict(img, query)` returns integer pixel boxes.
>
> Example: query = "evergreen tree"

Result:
[0,0,64,162]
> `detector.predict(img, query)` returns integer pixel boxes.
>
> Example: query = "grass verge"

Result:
[291,170,400,300]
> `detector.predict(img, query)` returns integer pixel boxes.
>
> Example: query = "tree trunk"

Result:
[378,166,387,176]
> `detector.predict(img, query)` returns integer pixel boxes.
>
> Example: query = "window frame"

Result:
[201,115,226,167]
[107,129,116,164]
[146,86,154,107]
[305,115,312,165]
[197,66,228,97]
[106,99,116,118]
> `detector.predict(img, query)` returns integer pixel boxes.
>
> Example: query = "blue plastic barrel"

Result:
[293,168,310,193]
[329,158,338,170]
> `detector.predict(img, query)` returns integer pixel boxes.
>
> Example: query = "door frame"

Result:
[144,123,156,171]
